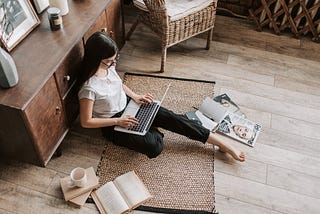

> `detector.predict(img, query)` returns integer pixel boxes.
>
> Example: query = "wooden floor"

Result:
[1,5,320,214]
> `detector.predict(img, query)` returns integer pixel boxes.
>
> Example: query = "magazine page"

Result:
[199,97,227,123]
[194,110,218,131]
[213,93,246,118]
[217,113,261,147]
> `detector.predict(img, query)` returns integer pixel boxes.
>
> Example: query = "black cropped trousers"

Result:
[101,107,210,158]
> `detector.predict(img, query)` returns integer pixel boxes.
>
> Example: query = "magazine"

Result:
[213,93,246,118]
[217,113,261,147]
[186,97,261,147]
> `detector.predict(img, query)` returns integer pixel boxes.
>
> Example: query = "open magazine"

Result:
[187,97,261,147]
[213,93,246,118]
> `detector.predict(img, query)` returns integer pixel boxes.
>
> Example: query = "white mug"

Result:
[69,167,87,188]
[49,0,69,16]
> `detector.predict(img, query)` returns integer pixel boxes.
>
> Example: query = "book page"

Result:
[199,97,227,123]
[113,171,152,209]
[93,182,130,214]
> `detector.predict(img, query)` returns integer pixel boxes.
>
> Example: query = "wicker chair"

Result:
[126,0,218,72]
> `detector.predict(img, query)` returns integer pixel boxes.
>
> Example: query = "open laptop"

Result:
[114,84,171,135]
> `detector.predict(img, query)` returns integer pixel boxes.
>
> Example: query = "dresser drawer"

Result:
[106,0,125,48]
[24,76,68,165]
[55,42,84,98]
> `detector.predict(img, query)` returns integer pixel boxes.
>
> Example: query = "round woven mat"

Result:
[97,73,216,213]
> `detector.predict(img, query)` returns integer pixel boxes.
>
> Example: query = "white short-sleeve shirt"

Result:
[78,66,127,118]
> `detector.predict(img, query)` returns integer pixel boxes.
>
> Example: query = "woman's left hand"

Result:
[133,93,153,104]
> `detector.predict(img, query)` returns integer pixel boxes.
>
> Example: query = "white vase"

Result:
[0,47,18,88]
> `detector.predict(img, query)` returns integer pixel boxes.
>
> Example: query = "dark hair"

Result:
[77,32,118,88]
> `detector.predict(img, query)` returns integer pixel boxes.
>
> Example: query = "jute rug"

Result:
[96,73,217,213]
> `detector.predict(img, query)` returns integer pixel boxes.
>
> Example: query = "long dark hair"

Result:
[77,32,118,88]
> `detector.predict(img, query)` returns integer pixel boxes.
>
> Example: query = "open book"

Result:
[187,97,261,147]
[91,171,152,214]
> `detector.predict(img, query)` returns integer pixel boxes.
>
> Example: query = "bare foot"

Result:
[218,146,245,162]
[228,149,246,162]
[208,133,246,162]
[218,146,227,153]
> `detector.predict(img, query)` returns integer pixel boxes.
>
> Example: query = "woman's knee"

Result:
[145,130,164,158]
[113,130,163,158]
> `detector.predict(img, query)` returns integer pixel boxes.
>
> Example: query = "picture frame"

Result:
[32,0,49,14]
[0,0,40,52]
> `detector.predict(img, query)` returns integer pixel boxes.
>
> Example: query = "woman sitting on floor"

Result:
[77,32,245,162]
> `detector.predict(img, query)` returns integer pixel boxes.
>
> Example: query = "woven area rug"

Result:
[96,73,217,213]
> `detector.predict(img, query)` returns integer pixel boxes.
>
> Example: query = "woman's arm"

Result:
[79,98,138,129]
[123,84,153,104]
[122,84,138,100]
[79,98,118,128]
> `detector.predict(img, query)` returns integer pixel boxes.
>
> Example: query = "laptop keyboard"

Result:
[129,102,159,133]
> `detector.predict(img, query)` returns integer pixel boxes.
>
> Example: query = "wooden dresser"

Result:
[0,0,125,166]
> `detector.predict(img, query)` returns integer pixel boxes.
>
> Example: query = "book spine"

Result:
[91,192,107,214]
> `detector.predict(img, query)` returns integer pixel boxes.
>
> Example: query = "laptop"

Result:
[114,84,171,135]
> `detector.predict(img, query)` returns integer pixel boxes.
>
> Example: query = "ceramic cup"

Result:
[69,167,87,188]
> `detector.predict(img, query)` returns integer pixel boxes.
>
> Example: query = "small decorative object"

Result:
[49,0,69,16]
[33,0,50,14]
[47,7,62,31]
[0,47,18,88]
[0,0,40,52]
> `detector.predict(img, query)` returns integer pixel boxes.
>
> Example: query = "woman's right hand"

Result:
[117,115,139,129]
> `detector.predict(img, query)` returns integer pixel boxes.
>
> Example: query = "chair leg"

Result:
[126,18,139,41]
[206,29,213,50]
[160,46,167,73]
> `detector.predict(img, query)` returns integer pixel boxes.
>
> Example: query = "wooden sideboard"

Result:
[0,0,125,166]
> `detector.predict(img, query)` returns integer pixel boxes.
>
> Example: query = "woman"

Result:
[77,32,245,162]
[233,125,254,141]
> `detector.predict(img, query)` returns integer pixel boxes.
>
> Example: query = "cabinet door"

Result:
[106,0,125,48]
[83,10,108,42]
[63,84,79,126]
[24,76,67,165]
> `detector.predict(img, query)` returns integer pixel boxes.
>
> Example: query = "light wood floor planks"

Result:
[0,5,319,214]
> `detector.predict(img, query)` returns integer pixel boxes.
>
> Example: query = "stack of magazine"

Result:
[186,94,261,147]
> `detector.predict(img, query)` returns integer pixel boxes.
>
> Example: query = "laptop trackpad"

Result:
[122,100,139,116]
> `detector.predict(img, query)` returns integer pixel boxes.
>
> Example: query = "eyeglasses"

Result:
[101,54,120,68]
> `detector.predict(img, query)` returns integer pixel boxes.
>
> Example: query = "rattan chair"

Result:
[126,0,218,72]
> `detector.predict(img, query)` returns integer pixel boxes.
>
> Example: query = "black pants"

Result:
[101,107,210,158]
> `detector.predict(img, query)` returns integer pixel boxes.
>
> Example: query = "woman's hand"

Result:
[133,93,153,104]
[117,115,139,129]
[122,85,153,104]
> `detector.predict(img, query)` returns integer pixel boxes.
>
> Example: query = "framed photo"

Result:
[0,0,40,52]
[32,0,49,14]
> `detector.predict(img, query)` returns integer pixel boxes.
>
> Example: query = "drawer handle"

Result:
[109,31,114,37]
[101,28,107,33]
[55,106,61,114]
[64,75,70,81]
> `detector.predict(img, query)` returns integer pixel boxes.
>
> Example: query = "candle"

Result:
[47,7,63,31]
